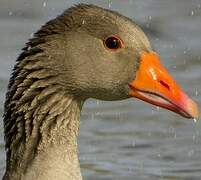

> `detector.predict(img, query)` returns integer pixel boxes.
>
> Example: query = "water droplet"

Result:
[193,118,197,123]
[43,1,46,7]
[27,46,31,51]
[9,11,13,16]
[148,16,152,20]
[108,0,112,8]
[191,10,194,16]
[82,20,85,24]
[156,106,160,111]
[157,153,161,157]
[131,140,136,147]
[195,88,198,96]
[30,33,34,38]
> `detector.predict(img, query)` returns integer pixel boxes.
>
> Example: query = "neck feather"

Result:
[3,48,83,180]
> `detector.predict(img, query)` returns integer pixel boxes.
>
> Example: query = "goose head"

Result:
[37,4,198,119]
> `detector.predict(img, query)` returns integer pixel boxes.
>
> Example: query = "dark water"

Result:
[0,0,201,179]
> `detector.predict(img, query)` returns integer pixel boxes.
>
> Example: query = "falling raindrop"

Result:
[131,140,136,147]
[108,0,112,8]
[43,1,47,8]
[27,46,31,51]
[148,15,152,20]
[82,20,85,25]
[191,10,194,16]
[30,33,34,38]
[156,106,160,111]
[8,11,13,16]
[193,118,197,123]
[195,88,198,96]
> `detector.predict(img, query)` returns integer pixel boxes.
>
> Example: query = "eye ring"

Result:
[104,35,124,51]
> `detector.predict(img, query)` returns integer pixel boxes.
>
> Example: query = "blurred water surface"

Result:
[0,0,201,179]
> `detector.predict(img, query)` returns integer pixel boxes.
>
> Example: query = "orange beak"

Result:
[129,51,199,120]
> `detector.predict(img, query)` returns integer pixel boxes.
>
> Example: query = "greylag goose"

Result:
[3,4,199,180]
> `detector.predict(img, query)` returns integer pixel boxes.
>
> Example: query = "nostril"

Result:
[159,80,170,90]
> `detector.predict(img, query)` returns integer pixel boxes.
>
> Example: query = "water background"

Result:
[0,0,201,179]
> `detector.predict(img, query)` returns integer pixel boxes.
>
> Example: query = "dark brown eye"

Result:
[104,35,123,50]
